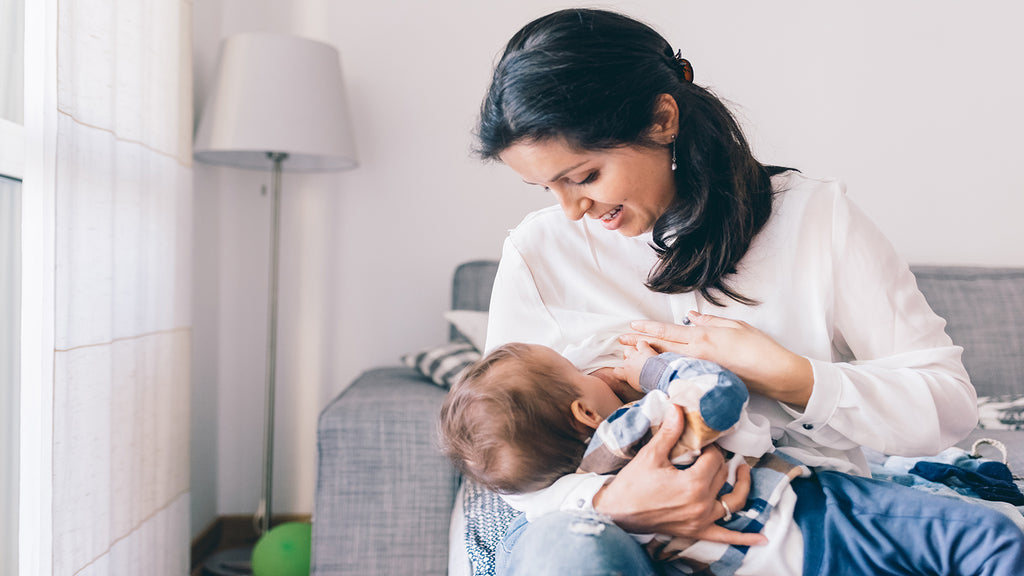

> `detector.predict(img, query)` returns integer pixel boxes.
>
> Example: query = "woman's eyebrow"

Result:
[547,161,587,183]
[521,161,588,186]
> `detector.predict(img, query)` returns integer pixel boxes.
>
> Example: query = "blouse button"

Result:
[802,423,814,430]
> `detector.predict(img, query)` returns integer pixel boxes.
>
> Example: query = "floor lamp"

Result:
[193,32,358,575]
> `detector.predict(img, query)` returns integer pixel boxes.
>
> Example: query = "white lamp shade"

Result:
[194,33,358,172]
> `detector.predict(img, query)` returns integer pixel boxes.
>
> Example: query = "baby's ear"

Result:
[570,400,602,430]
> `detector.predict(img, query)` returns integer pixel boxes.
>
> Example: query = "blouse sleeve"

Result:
[485,236,565,352]
[783,192,977,456]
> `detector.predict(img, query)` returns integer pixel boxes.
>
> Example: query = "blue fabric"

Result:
[699,372,748,432]
[463,479,519,576]
[868,444,1024,510]
[793,471,1024,576]
[910,459,1024,505]
[871,447,1024,527]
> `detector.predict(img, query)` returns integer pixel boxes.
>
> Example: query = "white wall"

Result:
[190,0,221,539]
[190,0,1024,528]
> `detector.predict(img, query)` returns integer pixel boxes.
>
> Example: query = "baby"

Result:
[439,342,1024,576]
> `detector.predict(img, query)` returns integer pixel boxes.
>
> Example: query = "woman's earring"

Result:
[671,136,678,171]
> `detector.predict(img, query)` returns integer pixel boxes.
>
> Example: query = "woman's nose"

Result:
[553,188,592,221]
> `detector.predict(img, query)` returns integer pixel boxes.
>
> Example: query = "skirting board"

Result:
[191,514,313,575]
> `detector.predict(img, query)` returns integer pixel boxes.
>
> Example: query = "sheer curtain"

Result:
[51,0,192,574]
[0,0,24,123]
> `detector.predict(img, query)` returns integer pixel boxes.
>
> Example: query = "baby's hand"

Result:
[613,340,659,392]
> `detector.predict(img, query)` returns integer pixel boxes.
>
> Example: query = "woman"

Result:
[476,8,977,575]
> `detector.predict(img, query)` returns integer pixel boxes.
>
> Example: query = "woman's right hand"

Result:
[623,313,813,407]
[592,404,767,546]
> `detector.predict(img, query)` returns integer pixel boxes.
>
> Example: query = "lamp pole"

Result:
[257,151,288,536]
[192,32,358,575]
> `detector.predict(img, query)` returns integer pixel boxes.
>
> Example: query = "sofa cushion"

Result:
[912,266,1024,398]
[314,367,458,575]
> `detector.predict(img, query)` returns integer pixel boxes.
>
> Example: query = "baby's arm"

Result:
[648,353,749,463]
[613,340,658,392]
[616,342,746,433]
[616,344,772,463]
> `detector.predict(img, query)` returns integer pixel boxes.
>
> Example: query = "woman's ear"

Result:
[649,93,679,145]
[571,399,603,430]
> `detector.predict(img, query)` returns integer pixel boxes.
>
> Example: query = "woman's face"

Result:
[499,136,677,238]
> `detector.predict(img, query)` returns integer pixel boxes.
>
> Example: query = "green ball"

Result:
[251,521,312,576]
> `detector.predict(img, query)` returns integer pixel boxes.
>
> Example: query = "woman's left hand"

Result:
[621,311,814,407]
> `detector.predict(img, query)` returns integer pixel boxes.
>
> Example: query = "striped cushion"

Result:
[402,342,480,388]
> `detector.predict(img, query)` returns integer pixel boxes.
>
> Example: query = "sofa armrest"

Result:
[312,367,460,576]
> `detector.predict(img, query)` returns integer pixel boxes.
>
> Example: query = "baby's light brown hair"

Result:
[438,343,592,494]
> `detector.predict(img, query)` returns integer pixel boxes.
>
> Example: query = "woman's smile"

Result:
[597,205,624,229]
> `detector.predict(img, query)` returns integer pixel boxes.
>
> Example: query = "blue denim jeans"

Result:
[793,471,1024,576]
[496,511,657,576]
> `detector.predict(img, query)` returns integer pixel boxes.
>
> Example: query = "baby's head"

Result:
[439,343,622,494]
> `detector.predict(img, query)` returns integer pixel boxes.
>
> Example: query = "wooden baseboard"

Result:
[191,514,313,574]
[190,519,223,573]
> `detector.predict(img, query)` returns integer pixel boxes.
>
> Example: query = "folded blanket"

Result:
[910,459,1024,505]
[871,447,1024,531]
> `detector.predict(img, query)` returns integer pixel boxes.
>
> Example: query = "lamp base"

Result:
[201,546,253,576]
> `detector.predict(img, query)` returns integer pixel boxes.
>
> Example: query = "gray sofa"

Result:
[312,261,1024,576]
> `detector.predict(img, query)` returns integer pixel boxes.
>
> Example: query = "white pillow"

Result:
[444,310,489,351]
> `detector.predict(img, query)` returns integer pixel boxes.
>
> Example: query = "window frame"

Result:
[17,0,58,574]
[0,3,25,576]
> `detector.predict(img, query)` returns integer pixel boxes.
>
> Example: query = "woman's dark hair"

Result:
[477,8,786,305]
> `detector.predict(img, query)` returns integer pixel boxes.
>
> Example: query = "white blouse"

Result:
[486,171,977,519]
